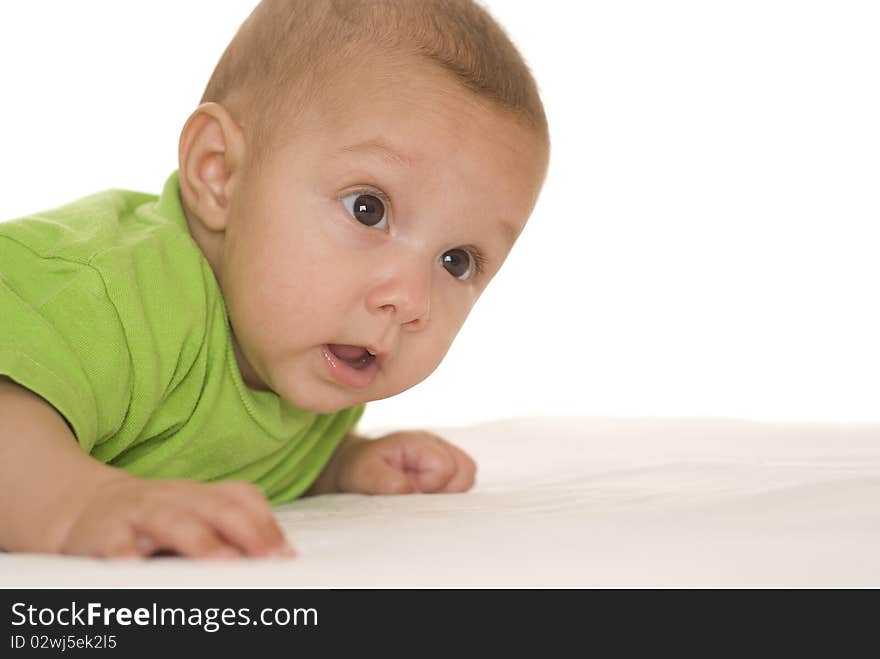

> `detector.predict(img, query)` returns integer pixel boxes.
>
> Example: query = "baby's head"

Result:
[177,0,549,414]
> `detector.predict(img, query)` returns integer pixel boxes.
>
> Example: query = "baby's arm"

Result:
[305,430,477,496]
[0,376,292,558]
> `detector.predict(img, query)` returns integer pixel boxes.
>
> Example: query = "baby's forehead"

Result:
[304,60,541,157]
[259,57,547,212]
[318,114,543,196]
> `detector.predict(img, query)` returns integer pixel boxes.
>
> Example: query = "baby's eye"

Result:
[341,192,388,230]
[441,248,476,281]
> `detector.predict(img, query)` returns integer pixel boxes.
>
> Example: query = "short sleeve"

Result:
[0,237,132,454]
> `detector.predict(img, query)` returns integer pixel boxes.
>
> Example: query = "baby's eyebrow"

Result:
[338,138,519,249]
[496,218,520,249]
[336,139,415,170]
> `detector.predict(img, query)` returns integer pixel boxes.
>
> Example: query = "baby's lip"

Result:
[321,344,383,389]
[366,345,389,364]
[327,343,387,368]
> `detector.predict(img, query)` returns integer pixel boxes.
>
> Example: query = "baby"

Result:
[0,0,549,559]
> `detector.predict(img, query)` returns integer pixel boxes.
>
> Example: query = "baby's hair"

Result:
[199,0,549,167]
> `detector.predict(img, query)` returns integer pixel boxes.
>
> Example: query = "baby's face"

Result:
[216,61,547,414]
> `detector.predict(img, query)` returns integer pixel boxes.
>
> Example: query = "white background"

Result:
[1,1,878,431]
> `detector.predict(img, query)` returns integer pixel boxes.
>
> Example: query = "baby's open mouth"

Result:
[327,344,376,370]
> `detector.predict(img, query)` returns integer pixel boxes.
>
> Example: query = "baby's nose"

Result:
[367,260,432,326]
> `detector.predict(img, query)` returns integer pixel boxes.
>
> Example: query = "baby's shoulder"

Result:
[0,187,160,265]
[1,184,218,330]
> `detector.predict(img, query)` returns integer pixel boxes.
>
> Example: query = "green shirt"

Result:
[0,171,364,503]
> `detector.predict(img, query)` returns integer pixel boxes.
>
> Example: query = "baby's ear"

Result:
[177,102,246,232]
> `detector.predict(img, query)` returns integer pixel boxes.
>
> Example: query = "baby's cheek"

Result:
[414,343,452,388]
[379,354,429,398]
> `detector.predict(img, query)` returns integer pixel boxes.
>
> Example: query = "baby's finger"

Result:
[346,452,416,495]
[132,509,241,559]
[187,491,293,558]
[404,437,457,493]
[209,482,291,555]
[436,441,478,493]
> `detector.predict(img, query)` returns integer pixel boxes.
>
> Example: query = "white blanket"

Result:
[2,416,879,587]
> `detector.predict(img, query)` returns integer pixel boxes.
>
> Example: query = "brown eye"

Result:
[441,249,474,280]
[342,192,387,228]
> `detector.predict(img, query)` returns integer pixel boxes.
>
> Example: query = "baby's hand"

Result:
[59,475,294,559]
[334,431,477,495]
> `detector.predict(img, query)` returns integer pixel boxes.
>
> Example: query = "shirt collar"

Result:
[154,170,188,232]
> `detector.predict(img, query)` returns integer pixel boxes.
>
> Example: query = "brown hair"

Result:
[200,0,549,166]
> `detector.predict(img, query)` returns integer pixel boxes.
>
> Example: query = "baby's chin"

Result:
[279,385,374,415]
[270,360,422,413]
[284,384,407,415]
